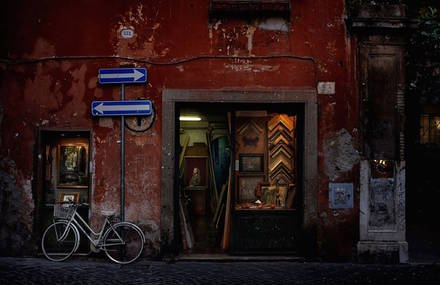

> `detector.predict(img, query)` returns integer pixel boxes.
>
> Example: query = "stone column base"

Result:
[357,241,408,264]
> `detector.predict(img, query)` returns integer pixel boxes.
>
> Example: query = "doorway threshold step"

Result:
[176,254,304,262]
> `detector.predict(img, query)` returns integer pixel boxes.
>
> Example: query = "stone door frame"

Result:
[33,128,92,252]
[161,89,318,254]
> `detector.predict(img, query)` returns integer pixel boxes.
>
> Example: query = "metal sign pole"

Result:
[121,83,125,222]
[95,67,149,224]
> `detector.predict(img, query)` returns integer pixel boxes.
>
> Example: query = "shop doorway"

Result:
[161,90,318,256]
[35,130,91,253]
[177,104,230,253]
[176,102,304,255]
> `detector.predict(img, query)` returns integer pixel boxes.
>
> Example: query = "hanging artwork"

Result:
[184,157,208,186]
[238,175,264,202]
[235,117,266,153]
[58,192,80,203]
[57,144,89,188]
[239,154,264,173]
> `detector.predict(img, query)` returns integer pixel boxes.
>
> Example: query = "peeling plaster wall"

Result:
[0,158,34,256]
[324,129,360,181]
[0,0,359,259]
[320,128,360,259]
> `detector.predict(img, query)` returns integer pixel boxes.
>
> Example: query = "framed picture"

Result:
[58,192,80,203]
[57,143,89,188]
[239,154,264,173]
[184,156,208,187]
[238,175,264,202]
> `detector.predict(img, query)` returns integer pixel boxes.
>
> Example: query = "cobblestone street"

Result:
[1,257,440,284]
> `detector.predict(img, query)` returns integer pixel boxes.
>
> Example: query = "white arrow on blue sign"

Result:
[91,100,152,116]
[98,68,147,84]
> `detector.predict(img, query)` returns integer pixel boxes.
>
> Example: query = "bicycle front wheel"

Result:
[41,221,78,262]
[103,222,144,264]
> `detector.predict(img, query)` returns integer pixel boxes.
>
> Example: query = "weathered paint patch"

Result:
[127,3,146,25]
[112,5,165,58]
[323,129,360,181]
[26,38,56,58]
[326,40,337,63]
[88,76,98,89]
[133,135,158,146]
[213,20,222,31]
[176,65,184,72]
[61,61,72,72]
[224,63,279,73]
[94,88,104,99]
[62,64,88,119]
[258,18,289,32]
[0,158,34,255]
[23,64,59,113]
[246,25,256,55]
[139,219,160,256]
[98,118,114,128]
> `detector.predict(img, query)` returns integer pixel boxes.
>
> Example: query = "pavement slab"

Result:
[1,257,440,284]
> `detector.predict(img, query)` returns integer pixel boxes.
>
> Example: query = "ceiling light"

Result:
[179,116,201,121]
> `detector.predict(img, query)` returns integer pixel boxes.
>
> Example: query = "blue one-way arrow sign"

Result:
[98,68,147,84]
[91,100,152,116]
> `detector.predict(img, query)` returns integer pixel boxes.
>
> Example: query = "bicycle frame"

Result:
[57,207,121,249]
[45,204,146,263]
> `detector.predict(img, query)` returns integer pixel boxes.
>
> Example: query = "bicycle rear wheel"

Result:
[103,222,144,264]
[41,221,78,262]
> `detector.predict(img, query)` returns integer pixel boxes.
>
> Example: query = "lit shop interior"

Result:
[177,103,303,254]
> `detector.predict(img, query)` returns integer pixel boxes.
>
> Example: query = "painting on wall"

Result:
[239,154,264,173]
[184,157,208,187]
[238,175,264,202]
[58,192,80,204]
[58,144,88,188]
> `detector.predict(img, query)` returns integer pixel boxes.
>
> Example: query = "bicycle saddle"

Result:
[101,210,116,217]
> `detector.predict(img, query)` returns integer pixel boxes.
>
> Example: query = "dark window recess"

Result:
[420,115,440,145]
[210,0,290,18]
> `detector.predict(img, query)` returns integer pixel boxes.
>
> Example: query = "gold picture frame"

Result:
[58,192,80,203]
[57,143,89,188]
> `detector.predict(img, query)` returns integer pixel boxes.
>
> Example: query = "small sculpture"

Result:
[189,167,201,186]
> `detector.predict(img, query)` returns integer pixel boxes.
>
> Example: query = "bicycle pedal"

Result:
[90,243,100,253]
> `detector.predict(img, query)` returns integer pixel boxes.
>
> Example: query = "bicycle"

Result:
[41,203,145,264]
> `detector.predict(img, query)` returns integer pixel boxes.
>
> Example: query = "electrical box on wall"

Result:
[329,183,354,209]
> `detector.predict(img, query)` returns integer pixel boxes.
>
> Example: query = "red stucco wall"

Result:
[0,0,359,259]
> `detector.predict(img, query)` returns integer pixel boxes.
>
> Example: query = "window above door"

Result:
[210,0,291,18]
[420,114,440,145]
